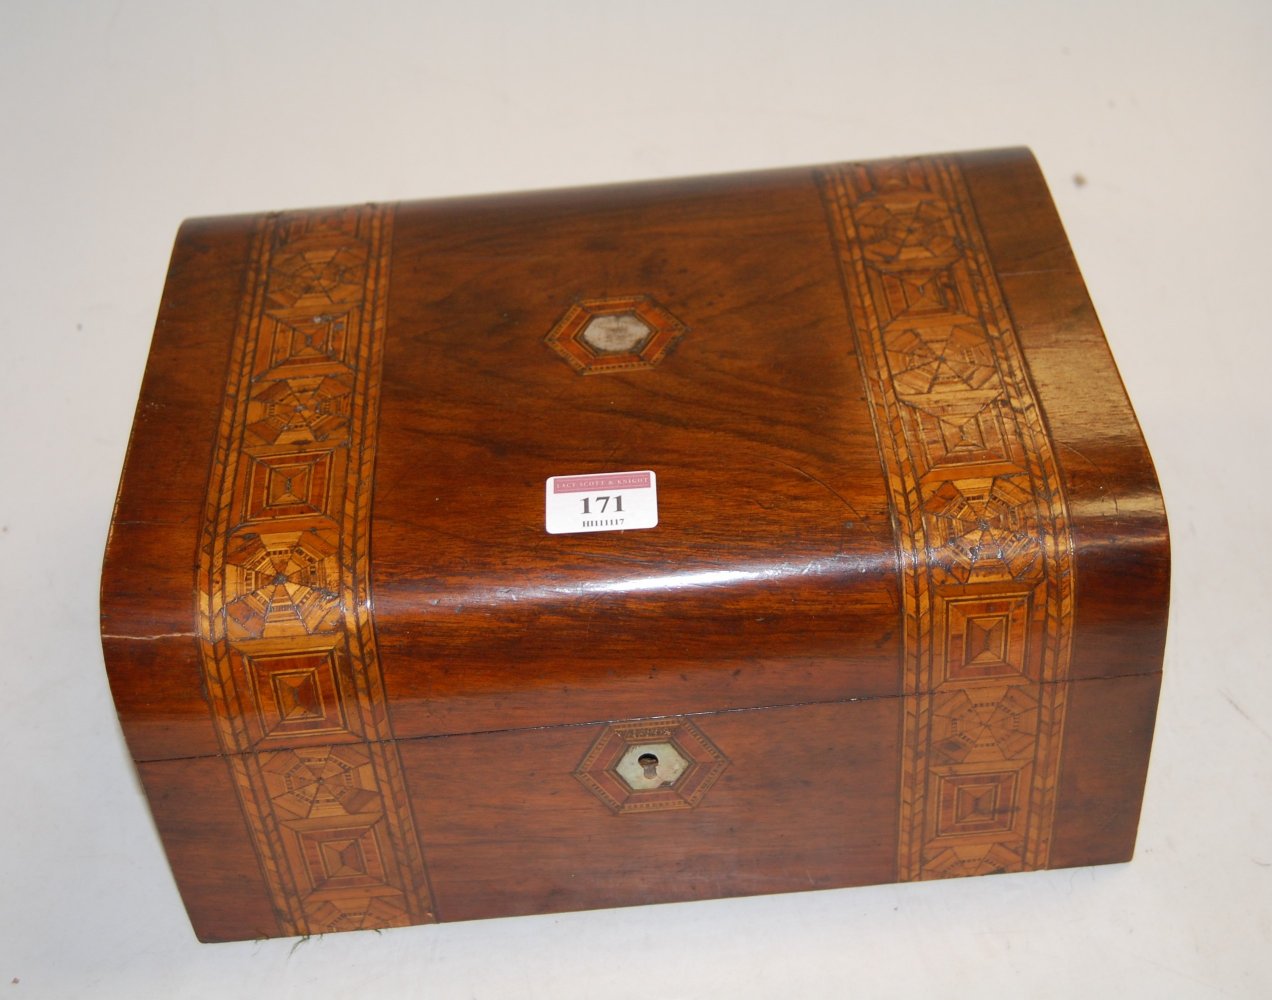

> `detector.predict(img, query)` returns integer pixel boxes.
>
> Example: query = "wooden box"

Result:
[101,148,1168,942]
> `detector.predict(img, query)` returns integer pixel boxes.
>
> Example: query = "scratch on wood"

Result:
[778,461,863,519]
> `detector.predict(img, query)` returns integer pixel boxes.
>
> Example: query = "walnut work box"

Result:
[101,149,1168,942]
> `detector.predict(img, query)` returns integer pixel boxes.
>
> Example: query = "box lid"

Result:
[101,148,1168,765]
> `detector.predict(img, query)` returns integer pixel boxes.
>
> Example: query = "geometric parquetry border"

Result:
[818,157,1076,881]
[194,205,434,936]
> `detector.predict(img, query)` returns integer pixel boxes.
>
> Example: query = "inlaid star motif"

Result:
[267,244,369,308]
[856,196,957,264]
[885,322,998,398]
[223,528,342,638]
[263,746,379,819]
[923,476,1041,584]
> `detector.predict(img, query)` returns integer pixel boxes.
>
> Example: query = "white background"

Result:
[2,2,1269,997]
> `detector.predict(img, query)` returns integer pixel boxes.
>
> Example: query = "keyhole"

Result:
[637,752,659,779]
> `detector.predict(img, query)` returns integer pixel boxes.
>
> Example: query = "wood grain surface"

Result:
[101,148,1168,941]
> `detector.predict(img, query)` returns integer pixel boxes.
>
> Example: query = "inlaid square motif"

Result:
[865,266,972,327]
[296,825,389,893]
[941,593,1032,682]
[934,769,1020,839]
[910,401,1021,476]
[242,450,337,522]
[243,648,352,742]
[256,306,359,376]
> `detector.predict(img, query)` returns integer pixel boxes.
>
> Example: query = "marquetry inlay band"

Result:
[195,206,433,934]
[818,157,1076,880]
